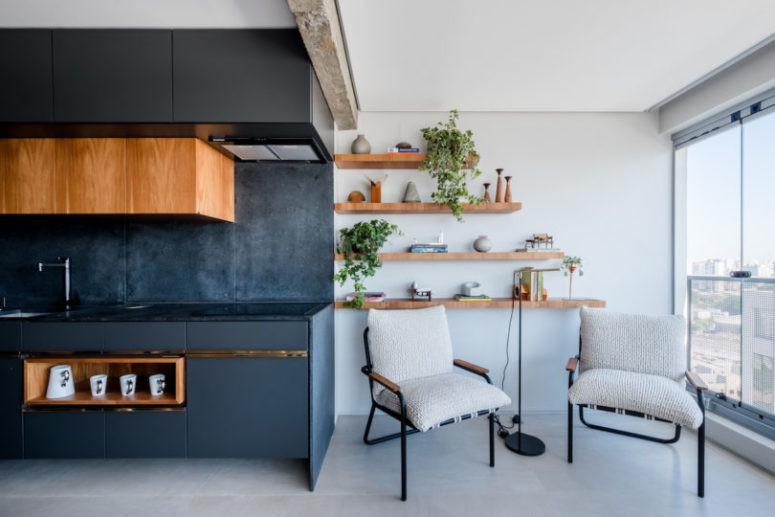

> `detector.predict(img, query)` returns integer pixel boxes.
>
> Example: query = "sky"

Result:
[686,110,775,266]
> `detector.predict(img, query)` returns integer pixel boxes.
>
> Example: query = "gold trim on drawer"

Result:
[186,350,308,358]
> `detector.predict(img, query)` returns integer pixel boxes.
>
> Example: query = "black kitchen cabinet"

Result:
[187,357,308,458]
[104,322,185,352]
[0,322,22,352]
[53,30,173,122]
[186,321,307,351]
[22,322,103,352]
[172,30,311,123]
[0,358,23,458]
[24,411,105,458]
[0,30,53,122]
[106,410,186,458]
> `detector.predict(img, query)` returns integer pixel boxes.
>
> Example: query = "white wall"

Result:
[334,111,673,415]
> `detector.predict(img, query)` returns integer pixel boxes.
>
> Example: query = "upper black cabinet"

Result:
[53,30,173,122]
[0,30,53,122]
[173,30,311,123]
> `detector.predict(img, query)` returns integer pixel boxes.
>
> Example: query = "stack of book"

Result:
[387,147,420,153]
[346,292,387,302]
[516,267,560,301]
[410,243,448,253]
[454,294,492,302]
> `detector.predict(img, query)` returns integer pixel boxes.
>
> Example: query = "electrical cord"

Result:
[494,271,520,438]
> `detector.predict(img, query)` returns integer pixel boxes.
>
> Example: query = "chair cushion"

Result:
[375,372,512,432]
[368,306,454,398]
[568,368,703,429]
[580,307,686,382]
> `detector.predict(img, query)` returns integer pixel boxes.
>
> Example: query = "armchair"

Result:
[566,307,708,497]
[361,305,511,501]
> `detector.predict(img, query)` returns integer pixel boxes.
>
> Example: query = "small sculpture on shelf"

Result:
[483,182,491,202]
[495,168,505,202]
[347,190,365,203]
[523,233,555,250]
[504,176,513,203]
[351,134,371,154]
[409,281,433,301]
[403,181,421,202]
[364,174,387,203]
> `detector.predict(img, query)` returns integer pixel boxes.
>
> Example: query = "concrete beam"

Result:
[288,0,358,130]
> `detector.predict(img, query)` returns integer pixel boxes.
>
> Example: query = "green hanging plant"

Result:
[334,219,402,308]
[419,109,483,222]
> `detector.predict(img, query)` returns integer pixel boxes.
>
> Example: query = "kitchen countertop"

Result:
[0,302,331,322]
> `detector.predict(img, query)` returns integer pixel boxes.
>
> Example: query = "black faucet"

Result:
[38,256,72,309]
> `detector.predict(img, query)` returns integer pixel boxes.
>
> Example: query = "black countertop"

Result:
[0,302,331,322]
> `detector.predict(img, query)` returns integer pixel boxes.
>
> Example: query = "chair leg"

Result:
[363,403,377,444]
[489,413,495,467]
[401,407,407,501]
[567,402,573,463]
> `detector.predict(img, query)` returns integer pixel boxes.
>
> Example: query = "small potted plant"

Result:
[562,256,584,299]
[420,110,483,222]
[334,219,402,308]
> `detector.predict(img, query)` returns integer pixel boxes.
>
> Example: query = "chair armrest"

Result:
[686,371,708,392]
[368,372,401,394]
[566,356,579,372]
[453,358,489,375]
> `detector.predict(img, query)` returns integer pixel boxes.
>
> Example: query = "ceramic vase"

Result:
[403,181,421,202]
[351,134,371,154]
[504,176,512,203]
[473,235,492,253]
[495,168,504,202]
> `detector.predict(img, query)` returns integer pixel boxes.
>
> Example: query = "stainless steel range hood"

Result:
[210,137,327,163]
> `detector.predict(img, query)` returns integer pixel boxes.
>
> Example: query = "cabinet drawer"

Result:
[186,322,307,351]
[187,357,308,457]
[0,322,22,352]
[106,410,186,458]
[22,323,103,352]
[104,323,185,352]
[24,411,105,458]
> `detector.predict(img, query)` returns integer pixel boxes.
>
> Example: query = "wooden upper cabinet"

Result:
[127,138,234,221]
[56,139,126,214]
[0,139,58,213]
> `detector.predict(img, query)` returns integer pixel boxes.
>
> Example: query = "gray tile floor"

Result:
[1,412,774,516]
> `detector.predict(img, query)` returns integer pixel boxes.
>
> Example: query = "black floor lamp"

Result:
[504,268,559,456]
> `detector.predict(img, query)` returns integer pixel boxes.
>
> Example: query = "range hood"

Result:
[210,137,327,163]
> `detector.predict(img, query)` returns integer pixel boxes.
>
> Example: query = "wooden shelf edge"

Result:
[334,298,606,310]
[335,251,564,261]
[334,202,522,214]
[334,153,476,170]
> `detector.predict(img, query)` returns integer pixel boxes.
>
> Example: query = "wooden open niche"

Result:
[24,356,185,406]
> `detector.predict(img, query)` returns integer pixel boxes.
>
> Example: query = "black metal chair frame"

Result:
[361,328,496,501]
[566,336,707,497]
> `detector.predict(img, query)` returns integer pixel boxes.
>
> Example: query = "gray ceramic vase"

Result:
[351,134,371,154]
[403,181,421,202]
[473,235,492,253]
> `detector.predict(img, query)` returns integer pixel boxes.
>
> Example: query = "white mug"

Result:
[119,374,137,396]
[148,374,166,396]
[90,374,107,397]
[46,364,75,399]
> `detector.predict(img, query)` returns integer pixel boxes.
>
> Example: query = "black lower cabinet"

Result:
[24,411,105,458]
[106,410,186,458]
[187,357,308,458]
[0,358,23,458]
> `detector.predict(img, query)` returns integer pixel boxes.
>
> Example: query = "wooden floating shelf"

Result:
[335,251,564,261]
[24,356,185,406]
[334,298,607,310]
[334,153,476,170]
[335,202,522,214]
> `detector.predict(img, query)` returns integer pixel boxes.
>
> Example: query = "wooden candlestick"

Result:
[495,168,504,202]
[504,176,512,203]
[483,183,491,202]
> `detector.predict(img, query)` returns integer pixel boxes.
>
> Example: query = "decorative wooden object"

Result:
[483,183,491,202]
[0,139,57,214]
[504,176,512,203]
[335,251,564,261]
[495,168,504,202]
[24,356,185,406]
[334,153,475,170]
[56,138,126,214]
[334,298,606,310]
[334,202,522,214]
[370,182,382,203]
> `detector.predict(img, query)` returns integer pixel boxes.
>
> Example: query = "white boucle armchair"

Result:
[566,307,709,497]
[362,305,511,501]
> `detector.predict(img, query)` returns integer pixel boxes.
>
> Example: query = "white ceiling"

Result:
[0,0,295,28]
[338,0,775,112]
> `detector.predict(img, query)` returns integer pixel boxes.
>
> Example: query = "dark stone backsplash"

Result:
[0,161,333,306]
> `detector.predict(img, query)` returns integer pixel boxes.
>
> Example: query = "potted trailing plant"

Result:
[420,109,483,222]
[562,256,584,299]
[334,219,402,308]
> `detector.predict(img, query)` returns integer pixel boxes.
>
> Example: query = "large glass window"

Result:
[682,107,775,430]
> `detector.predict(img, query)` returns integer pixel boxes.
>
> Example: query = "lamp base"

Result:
[504,432,546,456]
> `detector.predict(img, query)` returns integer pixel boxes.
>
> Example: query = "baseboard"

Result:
[705,412,775,475]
